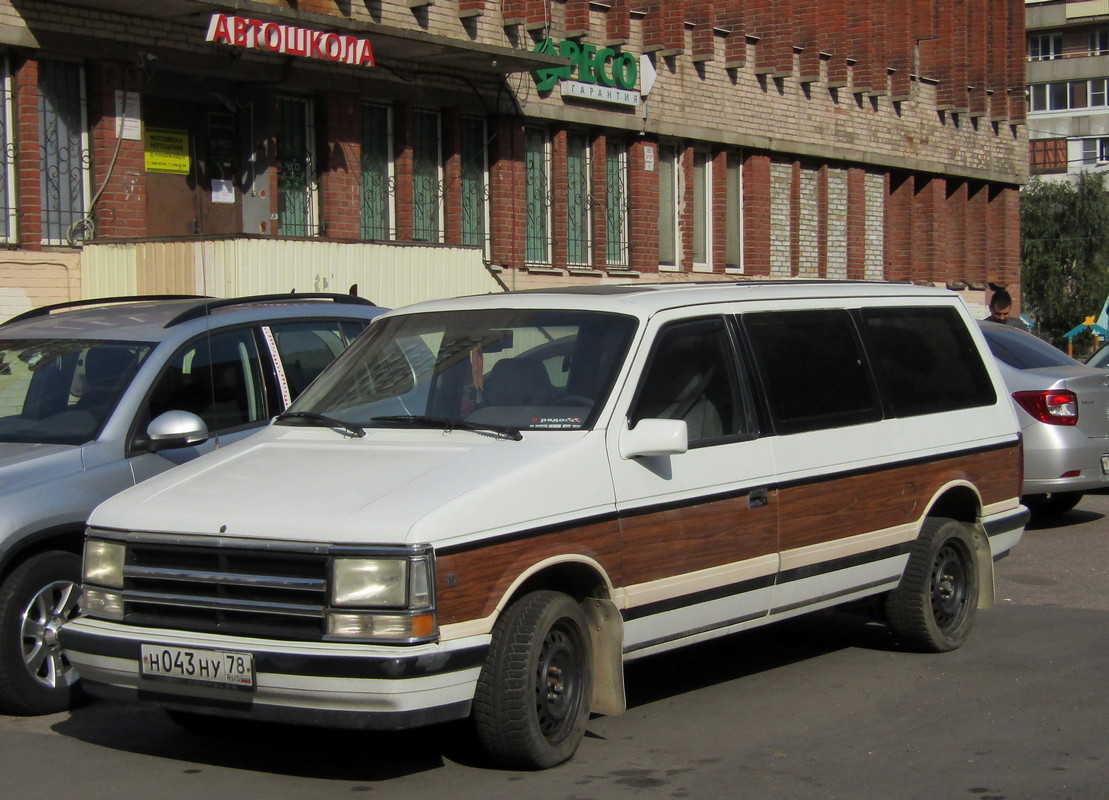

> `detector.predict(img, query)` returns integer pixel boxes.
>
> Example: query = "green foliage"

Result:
[1021,173,1109,341]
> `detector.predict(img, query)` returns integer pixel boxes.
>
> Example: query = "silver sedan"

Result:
[980,321,1109,516]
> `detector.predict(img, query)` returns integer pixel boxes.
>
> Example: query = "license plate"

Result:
[1102,455,1109,475]
[140,644,255,690]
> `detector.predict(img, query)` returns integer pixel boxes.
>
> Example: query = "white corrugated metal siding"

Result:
[82,239,503,308]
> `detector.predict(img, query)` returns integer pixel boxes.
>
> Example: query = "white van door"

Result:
[606,315,780,659]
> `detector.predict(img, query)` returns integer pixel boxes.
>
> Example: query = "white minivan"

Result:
[63,282,1027,769]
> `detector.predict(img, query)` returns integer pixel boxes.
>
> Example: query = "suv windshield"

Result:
[0,339,153,445]
[284,309,637,432]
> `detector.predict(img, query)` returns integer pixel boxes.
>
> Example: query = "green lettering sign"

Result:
[532,38,638,93]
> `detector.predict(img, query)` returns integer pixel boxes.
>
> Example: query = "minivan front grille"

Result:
[120,541,330,641]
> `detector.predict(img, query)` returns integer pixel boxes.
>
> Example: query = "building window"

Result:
[275,97,318,237]
[0,56,14,243]
[1028,33,1062,61]
[1081,137,1109,166]
[725,151,743,271]
[1029,80,1109,112]
[459,116,488,252]
[566,131,591,267]
[605,138,629,267]
[1030,138,1068,174]
[412,109,442,243]
[692,149,710,269]
[39,61,89,246]
[525,126,551,264]
[1092,29,1109,56]
[360,103,392,240]
[658,143,678,268]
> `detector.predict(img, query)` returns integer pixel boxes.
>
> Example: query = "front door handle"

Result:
[749,488,769,508]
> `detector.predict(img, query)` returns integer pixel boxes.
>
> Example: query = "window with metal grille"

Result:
[38,61,89,246]
[566,131,591,266]
[658,144,678,268]
[412,109,442,243]
[605,137,629,266]
[525,126,551,264]
[0,56,14,243]
[276,97,318,237]
[725,151,743,271]
[460,116,488,252]
[360,103,392,240]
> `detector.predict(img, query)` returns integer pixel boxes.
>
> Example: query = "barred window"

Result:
[412,109,442,243]
[605,138,629,266]
[360,103,392,240]
[0,56,14,243]
[525,126,551,264]
[460,116,488,253]
[39,61,90,245]
[275,97,318,237]
[566,131,591,266]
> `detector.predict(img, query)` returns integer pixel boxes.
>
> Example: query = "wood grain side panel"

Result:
[778,443,1021,552]
[618,494,778,585]
[435,520,622,626]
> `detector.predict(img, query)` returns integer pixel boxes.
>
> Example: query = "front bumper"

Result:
[60,617,487,729]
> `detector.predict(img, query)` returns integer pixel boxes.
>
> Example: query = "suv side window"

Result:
[860,307,996,417]
[744,309,881,434]
[265,321,354,398]
[148,328,268,434]
[630,317,753,445]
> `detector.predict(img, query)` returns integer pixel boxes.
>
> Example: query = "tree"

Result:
[1021,172,1109,342]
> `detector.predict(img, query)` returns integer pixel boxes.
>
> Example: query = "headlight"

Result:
[82,587,124,620]
[332,558,409,607]
[84,540,126,588]
[331,555,434,609]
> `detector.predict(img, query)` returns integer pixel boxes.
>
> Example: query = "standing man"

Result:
[985,289,1029,329]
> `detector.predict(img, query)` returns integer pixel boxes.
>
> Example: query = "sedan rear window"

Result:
[980,324,1078,370]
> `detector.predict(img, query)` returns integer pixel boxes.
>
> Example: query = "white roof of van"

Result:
[386,280,957,319]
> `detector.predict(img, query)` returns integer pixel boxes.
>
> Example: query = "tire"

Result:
[0,551,84,715]
[472,590,594,770]
[885,518,979,653]
[1023,492,1083,518]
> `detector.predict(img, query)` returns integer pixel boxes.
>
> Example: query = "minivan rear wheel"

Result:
[886,518,978,653]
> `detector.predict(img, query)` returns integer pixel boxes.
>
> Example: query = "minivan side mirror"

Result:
[146,410,209,451]
[619,418,688,459]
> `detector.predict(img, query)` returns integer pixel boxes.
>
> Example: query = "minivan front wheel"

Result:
[886,518,979,653]
[472,590,594,770]
[0,551,84,715]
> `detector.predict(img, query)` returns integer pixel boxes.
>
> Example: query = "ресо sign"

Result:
[533,38,640,106]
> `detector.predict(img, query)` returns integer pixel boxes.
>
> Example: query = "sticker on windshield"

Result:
[530,416,583,429]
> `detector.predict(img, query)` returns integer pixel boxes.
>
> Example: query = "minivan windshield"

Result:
[0,339,153,445]
[282,309,637,433]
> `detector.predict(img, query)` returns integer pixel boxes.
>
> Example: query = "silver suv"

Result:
[0,293,384,715]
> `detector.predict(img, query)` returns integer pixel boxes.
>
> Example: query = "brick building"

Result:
[0,0,1027,317]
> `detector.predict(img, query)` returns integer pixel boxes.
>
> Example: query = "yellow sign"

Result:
[145,128,190,175]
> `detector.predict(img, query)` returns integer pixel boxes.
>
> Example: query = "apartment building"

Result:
[1027,0,1109,179]
[0,0,1028,317]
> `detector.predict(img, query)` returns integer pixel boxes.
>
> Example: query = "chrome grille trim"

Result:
[124,591,325,618]
[123,565,326,592]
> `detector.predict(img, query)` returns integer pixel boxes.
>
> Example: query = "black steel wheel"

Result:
[472,590,593,770]
[886,517,979,652]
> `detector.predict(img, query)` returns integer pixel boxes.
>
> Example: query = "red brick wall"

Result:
[14,57,42,249]
[319,91,360,240]
[742,153,772,276]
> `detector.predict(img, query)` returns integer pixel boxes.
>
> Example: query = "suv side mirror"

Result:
[146,410,209,452]
[619,418,688,459]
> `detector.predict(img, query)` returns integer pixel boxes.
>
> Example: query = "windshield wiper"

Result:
[275,411,366,438]
[370,415,522,441]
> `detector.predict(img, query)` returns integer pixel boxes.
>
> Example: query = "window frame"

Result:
[657,142,679,270]
[0,54,14,243]
[459,115,490,255]
[275,95,319,237]
[524,126,552,265]
[38,60,91,247]
[566,130,592,267]
[412,108,443,244]
[360,102,393,241]
[604,137,630,267]
[692,148,712,271]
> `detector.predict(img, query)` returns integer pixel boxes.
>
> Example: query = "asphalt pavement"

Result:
[1,494,1106,799]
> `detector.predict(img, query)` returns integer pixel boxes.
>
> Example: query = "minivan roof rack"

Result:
[1,295,210,326]
[163,293,377,328]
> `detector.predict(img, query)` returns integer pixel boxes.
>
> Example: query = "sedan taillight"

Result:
[1012,390,1079,426]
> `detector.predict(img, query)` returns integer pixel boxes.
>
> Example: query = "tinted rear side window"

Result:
[744,309,881,434]
[861,307,996,416]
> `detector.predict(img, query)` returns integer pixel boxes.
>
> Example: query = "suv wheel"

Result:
[0,551,84,715]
